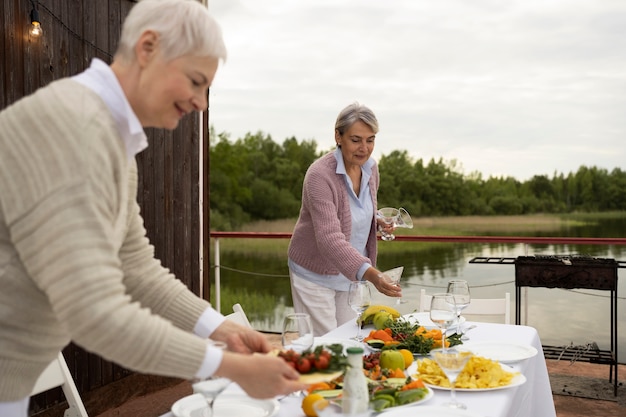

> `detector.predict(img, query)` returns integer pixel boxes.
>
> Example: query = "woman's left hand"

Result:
[365,268,402,298]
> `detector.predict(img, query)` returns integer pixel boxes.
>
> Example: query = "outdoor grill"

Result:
[469,254,624,395]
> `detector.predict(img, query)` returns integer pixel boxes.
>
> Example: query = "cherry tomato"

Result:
[296,357,312,373]
[314,355,330,370]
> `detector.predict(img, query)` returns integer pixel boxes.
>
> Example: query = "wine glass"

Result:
[382,266,406,304]
[429,293,456,350]
[376,207,414,241]
[348,281,372,341]
[446,280,471,334]
[430,347,473,409]
[377,207,400,241]
[282,313,314,353]
[192,341,231,417]
[397,207,414,229]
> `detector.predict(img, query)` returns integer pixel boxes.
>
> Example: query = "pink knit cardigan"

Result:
[288,151,379,281]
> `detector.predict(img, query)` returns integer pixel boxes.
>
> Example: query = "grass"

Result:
[211,213,601,255]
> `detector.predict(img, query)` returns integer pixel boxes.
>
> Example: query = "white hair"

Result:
[115,0,227,63]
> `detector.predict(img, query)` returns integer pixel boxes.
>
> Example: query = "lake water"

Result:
[215,216,626,362]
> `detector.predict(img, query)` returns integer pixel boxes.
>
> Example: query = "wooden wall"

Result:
[1,0,206,414]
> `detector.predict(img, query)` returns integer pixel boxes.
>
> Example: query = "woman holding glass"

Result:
[288,102,401,336]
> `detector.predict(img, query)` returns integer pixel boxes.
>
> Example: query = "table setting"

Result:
[161,279,556,417]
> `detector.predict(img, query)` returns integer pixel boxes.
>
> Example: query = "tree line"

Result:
[209,129,626,230]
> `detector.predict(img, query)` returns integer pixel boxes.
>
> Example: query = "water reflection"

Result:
[214,216,626,362]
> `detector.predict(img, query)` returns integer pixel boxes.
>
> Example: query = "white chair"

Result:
[420,289,511,324]
[225,303,252,328]
[31,352,88,417]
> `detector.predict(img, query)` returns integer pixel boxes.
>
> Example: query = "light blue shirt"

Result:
[289,148,374,291]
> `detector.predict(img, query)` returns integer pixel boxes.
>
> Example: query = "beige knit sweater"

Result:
[0,79,210,400]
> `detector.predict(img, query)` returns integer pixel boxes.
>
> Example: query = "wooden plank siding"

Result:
[1,0,206,414]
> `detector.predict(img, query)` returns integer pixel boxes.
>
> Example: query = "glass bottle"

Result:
[341,347,369,415]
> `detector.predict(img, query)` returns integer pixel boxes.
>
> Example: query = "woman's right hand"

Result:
[216,351,308,399]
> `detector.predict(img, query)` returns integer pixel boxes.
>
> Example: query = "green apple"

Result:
[380,349,405,371]
[373,311,393,330]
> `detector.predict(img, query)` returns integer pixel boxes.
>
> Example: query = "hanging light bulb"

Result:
[29,1,43,38]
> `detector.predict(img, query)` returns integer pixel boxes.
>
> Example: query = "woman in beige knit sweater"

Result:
[0,0,305,414]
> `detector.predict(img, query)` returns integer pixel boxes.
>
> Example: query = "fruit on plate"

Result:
[380,349,405,371]
[373,311,394,330]
[358,305,401,326]
[302,392,325,417]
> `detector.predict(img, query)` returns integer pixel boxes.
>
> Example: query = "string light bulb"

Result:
[29,0,43,38]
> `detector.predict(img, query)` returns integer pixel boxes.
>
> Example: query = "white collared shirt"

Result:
[72,58,148,160]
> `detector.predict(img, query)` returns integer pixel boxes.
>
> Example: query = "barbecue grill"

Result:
[469,254,624,395]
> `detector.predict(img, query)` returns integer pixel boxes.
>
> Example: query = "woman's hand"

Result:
[216,352,308,398]
[364,267,402,298]
[376,217,396,236]
[210,320,272,354]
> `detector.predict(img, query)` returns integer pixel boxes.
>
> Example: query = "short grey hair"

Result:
[335,102,379,135]
[115,0,227,63]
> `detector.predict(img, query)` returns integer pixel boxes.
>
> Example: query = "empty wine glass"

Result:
[376,207,413,241]
[430,347,473,409]
[382,266,406,304]
[446,280,471,334]
[192,341,231,417]
[348,281,372,341]
[397,207,414,229]
[429,293,456,350]
[282,313,314,353]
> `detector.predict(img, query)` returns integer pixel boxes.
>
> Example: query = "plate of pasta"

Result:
[410,356,526,391]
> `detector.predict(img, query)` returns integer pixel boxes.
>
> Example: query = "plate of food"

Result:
[370,384,434,412]
[171,393,279,417]
[274,344,347,384]
[460,341,538,363]
[314,378,434,413]
[411,356,526,391]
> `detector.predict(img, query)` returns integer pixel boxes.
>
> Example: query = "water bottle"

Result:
[341,347,370,415]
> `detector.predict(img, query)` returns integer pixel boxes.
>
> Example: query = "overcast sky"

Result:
[208,0,626,181]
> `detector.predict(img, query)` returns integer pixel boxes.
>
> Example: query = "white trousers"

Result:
[289,271,357,336]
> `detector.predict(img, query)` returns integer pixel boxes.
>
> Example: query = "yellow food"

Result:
[414,357,517,389]
[302,393,325,417]
[398,349,414,368]
[357,305,401,326]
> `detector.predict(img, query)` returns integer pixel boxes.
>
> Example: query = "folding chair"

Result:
[225,303,252,328]
[31,352,88,417]
[420,288,511,324]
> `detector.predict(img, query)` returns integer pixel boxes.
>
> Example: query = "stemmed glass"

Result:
[382,266,406,304]
[376,207,414,241]
[348,281,372,341]
[446,280,471,334]
[430,347,473,409]
[429,293,456,350]
[192,341,231,417]
[281,313,313,399]
[282,313,314,353]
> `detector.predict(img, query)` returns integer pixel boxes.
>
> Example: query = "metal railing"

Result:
[209,231,626,311]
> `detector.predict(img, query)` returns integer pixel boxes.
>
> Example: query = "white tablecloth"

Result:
[161,315,556,417]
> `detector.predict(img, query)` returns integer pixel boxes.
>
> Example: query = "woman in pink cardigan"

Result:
[288,102,401,336]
